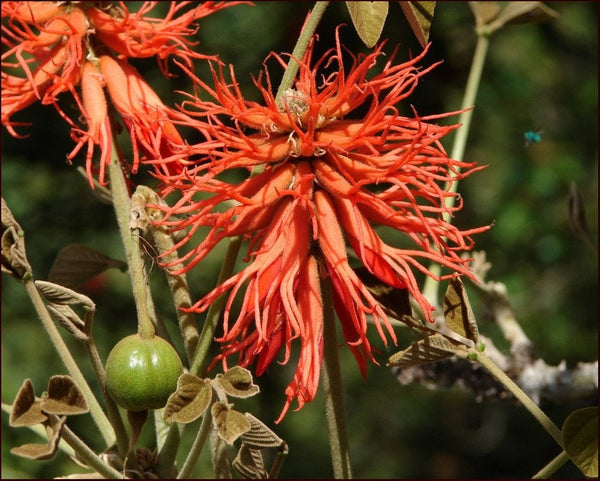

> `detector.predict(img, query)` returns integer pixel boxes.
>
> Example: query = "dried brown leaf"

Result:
[10,379,47,427]
[354,266,413,322]
[46,304,88,341]
[1,225,32,278]
[232,444,267,479]
[35,280,95,308]
[473,1,559,34]
[469,1,501,27]
[568,182,591,238]
[164,374,212,424]
[494,1,558,26]
[387,334,464,367]
[216,366,260,399]
[241,413,284,449]
[212,402,251,445]
[10,416,66,461]
[41,375,89,415]
[443,278,479,343]
[48,244,126,290]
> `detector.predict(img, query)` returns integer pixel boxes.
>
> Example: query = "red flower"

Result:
[156,33,490,420]
[1,1,234,184]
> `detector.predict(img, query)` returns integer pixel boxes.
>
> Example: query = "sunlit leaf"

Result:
[387,334,463,367]
[164,374,212,424]
[41,375,89,415]
[563,407,598,478]
[9,379,47,427]
[346,1,389,48]
[212,402,251,445]
[399,1,436,47]
[443,277,479,343]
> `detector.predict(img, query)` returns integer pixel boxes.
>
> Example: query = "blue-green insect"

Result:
[524,130,543,147]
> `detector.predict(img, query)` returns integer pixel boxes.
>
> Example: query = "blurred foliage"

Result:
[1,2,597,479]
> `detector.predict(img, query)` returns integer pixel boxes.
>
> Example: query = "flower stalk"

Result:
[190,236,243,377]
[321,274,353,479]
[177,400,215,479]
[422,33,490,306]
[107,143,155,340]
[532,450,570,479]
[275,1,330,104]
[474,351,564,448]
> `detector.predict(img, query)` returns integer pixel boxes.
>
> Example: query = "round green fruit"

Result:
[105,334,183,412]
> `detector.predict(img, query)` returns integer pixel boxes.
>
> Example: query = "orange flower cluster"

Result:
[1,1,232,185]
[156,33,490,421]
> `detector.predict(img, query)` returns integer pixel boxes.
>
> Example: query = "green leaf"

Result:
[387,333,463,367]
[346,1,389,48]
[164,374,212,424]
[443,277,479,343]
[563,407,598,478]
[399,1,436,48]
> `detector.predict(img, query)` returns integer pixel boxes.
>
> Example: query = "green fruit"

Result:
[105,334,183,412]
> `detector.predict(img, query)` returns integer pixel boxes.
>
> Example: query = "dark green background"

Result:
[2,2,597,478]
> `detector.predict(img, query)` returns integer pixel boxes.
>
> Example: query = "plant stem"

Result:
[23,280,115,447]
[275,1,329,104]
[190,236,243,377]
[422,33,490,306]
[177,406,214,479]
[152,227,199,363]
[84,334,130,457]
[320,275,352,479]
[155,421,181,478]
[107,145,155,339]
[475,351,564,448]
[531,450,570,479]
[52,415,124,478]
